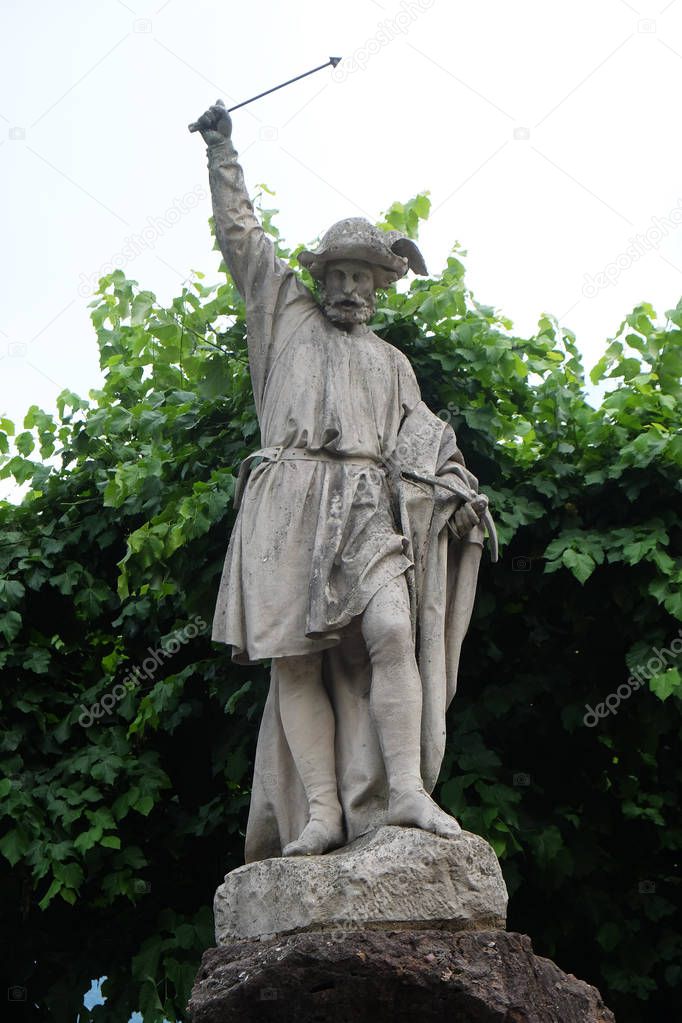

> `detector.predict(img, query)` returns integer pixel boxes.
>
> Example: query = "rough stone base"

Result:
[214,826,507,943]
[187,929,616,1023]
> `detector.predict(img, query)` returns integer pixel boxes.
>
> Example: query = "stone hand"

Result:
[453,495,487,538]
[188,99,233,145]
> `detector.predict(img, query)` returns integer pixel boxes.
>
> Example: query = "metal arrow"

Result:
[188,57,342,130]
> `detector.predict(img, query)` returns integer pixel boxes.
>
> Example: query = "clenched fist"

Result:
[188,98,232,145]
[452,494,487,538]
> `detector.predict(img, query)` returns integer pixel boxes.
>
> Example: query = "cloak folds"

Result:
[243,402,486,863]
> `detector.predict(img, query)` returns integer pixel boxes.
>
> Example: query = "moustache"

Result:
[327,295,364,307]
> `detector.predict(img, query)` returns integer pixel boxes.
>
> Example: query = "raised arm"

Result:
[190,101,315,407]
[189,99,283,302]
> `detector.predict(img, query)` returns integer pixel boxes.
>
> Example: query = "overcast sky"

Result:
[2,0,682,468]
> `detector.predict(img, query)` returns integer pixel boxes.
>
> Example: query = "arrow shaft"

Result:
[227,60,333,113]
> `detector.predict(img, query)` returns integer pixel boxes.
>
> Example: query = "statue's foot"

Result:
[283,817,345,857]
[387,787,461,839]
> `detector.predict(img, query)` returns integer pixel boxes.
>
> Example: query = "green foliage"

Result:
[1,194,680,1022]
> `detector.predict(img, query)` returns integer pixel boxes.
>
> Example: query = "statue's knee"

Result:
[363,610,412,662]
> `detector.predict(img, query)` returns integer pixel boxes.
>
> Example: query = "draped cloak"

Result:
[205,140,485,863]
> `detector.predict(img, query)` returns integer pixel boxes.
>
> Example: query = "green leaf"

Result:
[561,548,596,584]
[101,835,122,849]
[0,610,22,642]
[131,292,155,325]
[649,667,681,701]
[38,878,63,910]
[15,431,35,456]
[53,861,84,889]
[25,647,51,674]
[0,579,25,605]
[134,794,155,816]
[224,680,252,715]
[0,827,30,866]
[74,827,103,854]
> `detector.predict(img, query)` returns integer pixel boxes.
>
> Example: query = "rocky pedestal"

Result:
[213,826,507,942]
[188,827,615,1022]
[188,929,616,1023]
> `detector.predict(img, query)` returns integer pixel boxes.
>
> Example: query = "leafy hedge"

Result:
[1,195,680,1021]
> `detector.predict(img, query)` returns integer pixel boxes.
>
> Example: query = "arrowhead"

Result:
[329,56,342,68]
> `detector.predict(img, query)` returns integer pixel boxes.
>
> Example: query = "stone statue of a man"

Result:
[192,100,493,863]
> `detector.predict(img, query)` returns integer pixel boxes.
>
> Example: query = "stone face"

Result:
[213,826,507,944]
[187,929,616,1023]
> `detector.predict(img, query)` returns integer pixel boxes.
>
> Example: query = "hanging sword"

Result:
[400,469,499,563]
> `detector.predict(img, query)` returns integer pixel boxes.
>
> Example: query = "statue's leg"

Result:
[276,652,345,856]
[361,574,461,839]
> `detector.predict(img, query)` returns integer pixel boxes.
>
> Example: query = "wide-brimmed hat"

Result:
[298,217,428,288]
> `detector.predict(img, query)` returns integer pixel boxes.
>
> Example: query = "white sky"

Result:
[2,0,682,466]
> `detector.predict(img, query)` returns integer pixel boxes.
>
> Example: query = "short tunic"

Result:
[207,141,420,662]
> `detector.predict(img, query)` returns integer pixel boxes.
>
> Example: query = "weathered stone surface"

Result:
[194,106,492,865]
[187,928,616,1023]
[214,826,507,943]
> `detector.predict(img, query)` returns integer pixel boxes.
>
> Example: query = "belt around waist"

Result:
[254,446,381,466]
[234,446,384,509]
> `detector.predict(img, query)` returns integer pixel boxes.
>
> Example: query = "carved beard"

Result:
[319,287,377,328]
